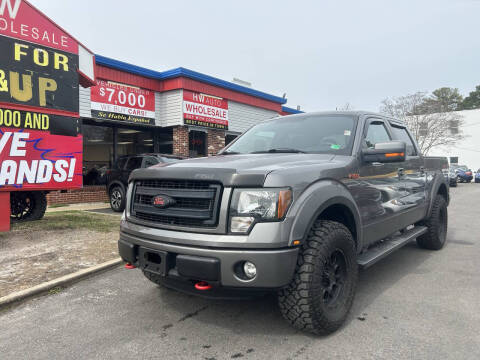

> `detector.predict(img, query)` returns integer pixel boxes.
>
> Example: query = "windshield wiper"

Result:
[250,148,306,154]
[221,150,242,155]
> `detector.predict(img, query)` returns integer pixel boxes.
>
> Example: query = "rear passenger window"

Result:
[143,157,159,168]
[364,122,391,148]
[115,157,127,170]
[125,157,143,171]
[390,125,417,156]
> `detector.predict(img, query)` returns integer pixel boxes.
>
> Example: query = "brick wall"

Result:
[46,186,109,205]
[173,126,189,157]
[207,129,225,155]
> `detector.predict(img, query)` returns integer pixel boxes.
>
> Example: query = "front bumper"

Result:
[119,230,299,289]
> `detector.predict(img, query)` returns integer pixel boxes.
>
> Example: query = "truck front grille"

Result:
[131,180,222,228]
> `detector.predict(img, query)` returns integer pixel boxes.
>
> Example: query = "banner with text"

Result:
[183,90,228,130]
[90,79,156,125]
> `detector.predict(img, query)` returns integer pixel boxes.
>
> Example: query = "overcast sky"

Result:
[30,0,480,112]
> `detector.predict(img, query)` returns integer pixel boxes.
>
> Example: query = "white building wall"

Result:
[155,89,183,127]
[227,101,279,133]
[79,86,91,118]
[429,109,480,171]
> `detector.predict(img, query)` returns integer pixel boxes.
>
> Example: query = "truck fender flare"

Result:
[107,180,125,195]
[288,179,363,251]
[426,173,449,218]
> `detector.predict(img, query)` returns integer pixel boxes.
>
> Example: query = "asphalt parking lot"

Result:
[1,184,479,360]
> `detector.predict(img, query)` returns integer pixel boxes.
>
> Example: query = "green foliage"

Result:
[416,87,463,114]
[461,85,480,110]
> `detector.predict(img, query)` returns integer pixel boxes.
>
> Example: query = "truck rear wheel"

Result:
[110,185,125,212]
[278,220,358,335]
[417,195,448,250]
[10,191,47,222]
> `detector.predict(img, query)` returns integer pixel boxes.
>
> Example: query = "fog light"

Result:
[243,261,257,279]
[230,216,254,233]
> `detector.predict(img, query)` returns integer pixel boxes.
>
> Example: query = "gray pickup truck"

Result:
[119,111,449,334]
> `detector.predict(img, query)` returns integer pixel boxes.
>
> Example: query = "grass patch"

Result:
[48,203,69,208]
[11,210,120,233]
[48,286,64,295]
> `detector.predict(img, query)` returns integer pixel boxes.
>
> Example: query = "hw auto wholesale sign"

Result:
[183,90,229,130]
[90,80,156,125]
[0,0,88,190]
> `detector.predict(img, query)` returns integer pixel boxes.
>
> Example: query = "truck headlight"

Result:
[229,188,292,233]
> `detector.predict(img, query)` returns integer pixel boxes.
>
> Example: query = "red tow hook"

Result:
[195,281,212,291]
[125,263,136,269]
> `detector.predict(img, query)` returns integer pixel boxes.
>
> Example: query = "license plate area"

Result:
[139,247,168,276]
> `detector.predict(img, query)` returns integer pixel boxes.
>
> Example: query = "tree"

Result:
[461,85,480,110]
[380,92,465,155]
[416,87,463,114]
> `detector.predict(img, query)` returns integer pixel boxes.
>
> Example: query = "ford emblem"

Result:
[152,194,176,208]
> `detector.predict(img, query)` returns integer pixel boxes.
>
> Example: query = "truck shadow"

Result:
[151,240,435,337]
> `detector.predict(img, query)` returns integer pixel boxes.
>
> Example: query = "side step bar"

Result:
[357,226,428,269]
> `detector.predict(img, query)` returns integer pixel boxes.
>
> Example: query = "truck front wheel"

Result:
[417,195,448,250]
[278,220,358,335]
[10,191,47,222]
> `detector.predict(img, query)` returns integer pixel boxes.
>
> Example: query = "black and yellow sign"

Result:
[0,107,79,137]
[0,36,79,114]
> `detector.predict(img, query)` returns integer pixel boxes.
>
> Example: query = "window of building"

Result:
[390,125,417,156]
[82,124,114,185]
[225,134,238,146]
[449,120,459,135]
[364,121,391,148]
[117,127,154,157]
[419,122,428,137]
[189,130,207,157]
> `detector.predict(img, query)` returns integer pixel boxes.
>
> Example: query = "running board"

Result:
[357,226,428,269]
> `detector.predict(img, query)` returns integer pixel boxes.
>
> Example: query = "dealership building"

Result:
[47,55,301,203]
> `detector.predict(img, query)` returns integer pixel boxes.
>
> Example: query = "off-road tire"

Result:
[110,185,125,212]
[10,191,47,222]
[29,192,47,221]
[278,220,358,335]
[417,195,448,250]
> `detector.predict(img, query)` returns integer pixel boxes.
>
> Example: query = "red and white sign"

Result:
[0,128,82,190]
[90,80,156,125]
[0,0,78,53]
[183,90,228,130]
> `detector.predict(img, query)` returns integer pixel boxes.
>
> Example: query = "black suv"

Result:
[107,154,183,212]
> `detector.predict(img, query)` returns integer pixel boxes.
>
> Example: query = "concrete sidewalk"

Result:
[47,202,111,213]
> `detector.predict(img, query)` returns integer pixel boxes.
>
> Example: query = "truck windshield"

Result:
[223,115,356,155]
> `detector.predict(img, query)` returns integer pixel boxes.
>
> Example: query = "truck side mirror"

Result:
[362,141,406,163]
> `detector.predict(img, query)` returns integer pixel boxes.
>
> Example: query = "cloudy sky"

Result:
[30,0,480,112]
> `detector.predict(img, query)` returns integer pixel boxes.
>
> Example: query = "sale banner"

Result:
[183,90,228,130]
[90,79,156,125]
[0,35,79,114]
[0,0,78,54]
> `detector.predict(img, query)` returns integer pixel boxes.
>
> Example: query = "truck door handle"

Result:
[397,168,405,177]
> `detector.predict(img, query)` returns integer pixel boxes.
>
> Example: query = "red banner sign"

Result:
[0,0,78,54]
[0,127,82,190]
[183,90,228,130]
[90,79,156,125]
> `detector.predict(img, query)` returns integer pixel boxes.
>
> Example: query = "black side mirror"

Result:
[362,141,406,163]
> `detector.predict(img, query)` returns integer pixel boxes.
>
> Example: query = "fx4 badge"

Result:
[152,194,176,208]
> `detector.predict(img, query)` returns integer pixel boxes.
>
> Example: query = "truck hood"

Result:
[130,153,336,187]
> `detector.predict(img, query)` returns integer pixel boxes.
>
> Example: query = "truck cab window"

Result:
[390,125,417,156]
[364,122,391,148]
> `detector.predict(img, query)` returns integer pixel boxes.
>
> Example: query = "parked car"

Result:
[454,165,473,183]
[475,169,480,183]
[119,111,449,335]
[448,166,458,187]
[107,154,183,212]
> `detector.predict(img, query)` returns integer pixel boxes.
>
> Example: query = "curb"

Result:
[0,258,123,308]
